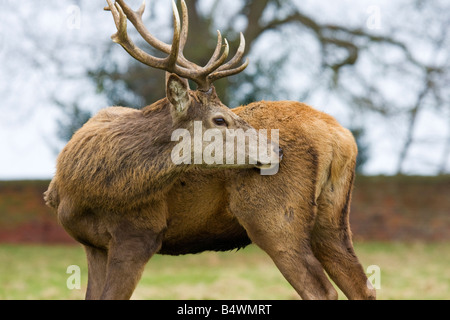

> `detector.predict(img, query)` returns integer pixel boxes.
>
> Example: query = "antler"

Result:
[105,0,249,91]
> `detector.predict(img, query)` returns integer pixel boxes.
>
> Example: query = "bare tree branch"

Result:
[397,74,433,174]
[241,0,271,56]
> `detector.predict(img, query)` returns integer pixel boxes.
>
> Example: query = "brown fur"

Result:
[45,99,375,300]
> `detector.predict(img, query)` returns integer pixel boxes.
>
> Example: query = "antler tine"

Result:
[105,0,121,30]
[203,31,223,70]
[111,3,130,46]
[165,0,181,70]
[208,58,249,83]
[215,32,246,72]
[207,32,249,83]
[136,0,145,17]
[179,0,189,59]
[107,1,169,71]
[115,0,171,55]
[115,0,198,70]
[201,37,230,76]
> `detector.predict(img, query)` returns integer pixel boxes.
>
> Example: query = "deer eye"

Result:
[213,117,227,126]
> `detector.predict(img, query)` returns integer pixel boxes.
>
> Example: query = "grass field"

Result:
[0,242,449,300]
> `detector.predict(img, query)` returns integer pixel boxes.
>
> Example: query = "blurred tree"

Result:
[53,0,450,175]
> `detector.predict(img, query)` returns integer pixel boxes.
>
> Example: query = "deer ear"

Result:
[166,74,190,113]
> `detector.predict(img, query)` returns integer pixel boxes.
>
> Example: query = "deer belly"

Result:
[159,202,251,255]
[158,220,251,256]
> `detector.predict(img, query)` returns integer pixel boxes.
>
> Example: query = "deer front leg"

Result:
[99,220,165,300]
[85,246,108,300]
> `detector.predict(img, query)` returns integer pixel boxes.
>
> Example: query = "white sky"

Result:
[0,0,448,180]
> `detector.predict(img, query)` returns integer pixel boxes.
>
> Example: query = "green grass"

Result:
[0,242,449,300]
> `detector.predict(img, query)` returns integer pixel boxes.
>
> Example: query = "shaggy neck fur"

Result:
[56,98,186,211]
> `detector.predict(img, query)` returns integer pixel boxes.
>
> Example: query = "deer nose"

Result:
[276,146,284,160]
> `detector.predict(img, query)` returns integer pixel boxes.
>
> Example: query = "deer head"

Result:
[105,0,281,170]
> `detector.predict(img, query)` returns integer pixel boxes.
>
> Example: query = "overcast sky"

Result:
[0,0,448,180]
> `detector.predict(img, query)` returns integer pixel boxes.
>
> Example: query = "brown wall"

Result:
[0,176,449,244]
[350,176,450,242]
[0,181,73,243]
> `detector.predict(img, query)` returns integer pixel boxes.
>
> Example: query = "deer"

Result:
[45,0,376,300]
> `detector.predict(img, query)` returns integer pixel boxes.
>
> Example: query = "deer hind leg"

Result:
[262,238,338,300]
[234,205,337,300]
[311,171,376,300]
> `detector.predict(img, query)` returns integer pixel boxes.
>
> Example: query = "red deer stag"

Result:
[45,0,375,300]
[45,0,278,299]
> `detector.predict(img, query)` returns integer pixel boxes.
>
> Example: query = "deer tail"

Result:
[44,178,60,210]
